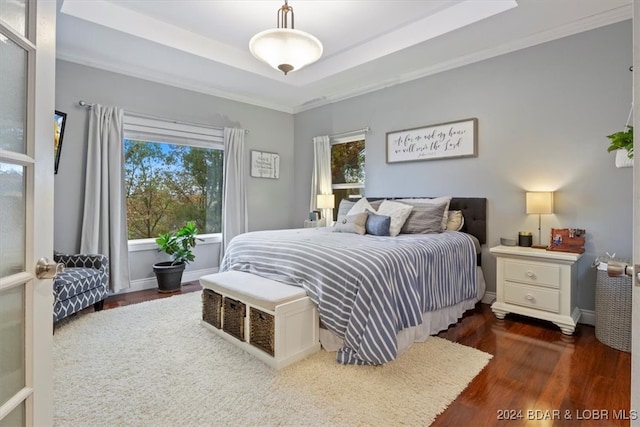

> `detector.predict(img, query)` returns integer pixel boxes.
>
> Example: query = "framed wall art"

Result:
[386,117,478,163]
[54,110,67,174]
[250,150,280,179]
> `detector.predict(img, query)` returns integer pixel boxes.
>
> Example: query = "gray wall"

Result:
[293,21,633,312]
[54,60,294,284]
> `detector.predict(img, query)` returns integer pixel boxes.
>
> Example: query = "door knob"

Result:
[35,257,64,279]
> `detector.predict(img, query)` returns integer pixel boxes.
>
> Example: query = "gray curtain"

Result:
[220,128,248,260]
[310,135,333,223]
[80,104,130,292]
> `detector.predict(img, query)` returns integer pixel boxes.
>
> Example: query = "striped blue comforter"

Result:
[219,228,477,365]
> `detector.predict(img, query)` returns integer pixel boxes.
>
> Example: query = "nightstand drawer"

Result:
[504,282,560,313]
[503,260,561,288]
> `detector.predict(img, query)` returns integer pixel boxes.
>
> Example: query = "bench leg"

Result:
[94,300,104,312]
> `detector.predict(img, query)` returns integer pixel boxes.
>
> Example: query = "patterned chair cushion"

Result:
[53,252,109,323]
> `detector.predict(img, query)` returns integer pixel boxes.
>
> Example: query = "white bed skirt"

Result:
[319,266,487,355]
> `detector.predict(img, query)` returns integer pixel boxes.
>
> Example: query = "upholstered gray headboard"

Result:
[368,197,487,245]
[449,197,487,245]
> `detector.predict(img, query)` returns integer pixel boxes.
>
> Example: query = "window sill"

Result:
[128,233,222,252]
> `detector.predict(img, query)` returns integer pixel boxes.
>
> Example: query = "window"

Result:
[123,116,224,240]
[331,136,365,219]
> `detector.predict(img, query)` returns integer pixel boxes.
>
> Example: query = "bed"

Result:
[220,197,487,365]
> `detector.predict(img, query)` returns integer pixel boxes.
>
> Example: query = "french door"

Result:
[0,0,56,425]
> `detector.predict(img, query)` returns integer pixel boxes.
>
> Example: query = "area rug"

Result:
[53,292,492,426]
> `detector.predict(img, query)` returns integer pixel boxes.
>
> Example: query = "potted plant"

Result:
[153,221,202,293]
[606,126,633,167]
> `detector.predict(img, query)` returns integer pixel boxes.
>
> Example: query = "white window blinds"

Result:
[123,115,224,149]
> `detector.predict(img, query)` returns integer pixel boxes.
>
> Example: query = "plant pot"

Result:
[153,261,186,293]
[615,149,633,168]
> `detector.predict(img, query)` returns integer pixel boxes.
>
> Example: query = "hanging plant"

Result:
[606,125,633,158]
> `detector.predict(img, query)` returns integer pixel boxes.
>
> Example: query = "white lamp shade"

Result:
[316,194,335,209]
[249,28,323,73]
[526,192,554,214]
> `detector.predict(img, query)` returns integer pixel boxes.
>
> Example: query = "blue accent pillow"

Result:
[365,210,391,236]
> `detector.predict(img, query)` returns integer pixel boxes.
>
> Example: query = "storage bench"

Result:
[200,271,320,369]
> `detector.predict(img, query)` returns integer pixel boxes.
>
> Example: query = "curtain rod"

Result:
[77,100,249,134]
[330,126,371,139]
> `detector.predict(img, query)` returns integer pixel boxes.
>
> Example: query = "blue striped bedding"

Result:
[219,228,477,365]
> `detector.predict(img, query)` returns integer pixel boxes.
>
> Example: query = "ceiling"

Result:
[56,0,632,114]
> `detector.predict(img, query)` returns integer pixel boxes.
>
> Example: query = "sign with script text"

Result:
[386,118,478,163]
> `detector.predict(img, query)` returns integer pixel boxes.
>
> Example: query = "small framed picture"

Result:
[54,110,67,174]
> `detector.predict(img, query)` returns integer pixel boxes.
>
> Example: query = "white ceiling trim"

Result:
[56,2,632,115]
[295,4,633,113]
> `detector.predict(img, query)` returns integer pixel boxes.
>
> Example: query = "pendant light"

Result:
[249,0,323,75]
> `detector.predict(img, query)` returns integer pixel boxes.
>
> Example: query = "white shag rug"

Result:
[54,291,492,427]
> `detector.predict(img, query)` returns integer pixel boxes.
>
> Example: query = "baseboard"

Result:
[481,291,496,305]
[117,267,219,295]
[579,309,595,326]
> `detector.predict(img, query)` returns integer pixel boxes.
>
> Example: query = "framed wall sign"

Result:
[250,150,280,179]
[386,118,478,163]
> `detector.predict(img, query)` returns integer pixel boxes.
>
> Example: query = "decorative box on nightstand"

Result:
[490,245,583,335]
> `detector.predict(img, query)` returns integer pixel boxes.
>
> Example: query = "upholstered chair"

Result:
[53,252,109,323]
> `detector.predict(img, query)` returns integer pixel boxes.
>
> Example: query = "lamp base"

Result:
[531,245,548,249]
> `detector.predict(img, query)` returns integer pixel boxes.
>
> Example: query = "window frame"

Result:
[330,133,366,206]
[123,115,225,243]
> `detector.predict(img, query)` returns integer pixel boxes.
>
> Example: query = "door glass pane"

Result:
[0,163,25,276]
[0,284,25,407]
[0,37,27,154]
[0,0,28,37]
[0,399,24,427]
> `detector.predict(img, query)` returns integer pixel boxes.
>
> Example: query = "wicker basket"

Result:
[595,270,631,352]
[223,297,246,341]
[250,307,275,356]
[202,289,223,329]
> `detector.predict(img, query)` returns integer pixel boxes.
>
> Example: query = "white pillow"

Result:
[347,197,374,215]
[376,200,413,237]
[446,210,465,231]
[398,196,452,230]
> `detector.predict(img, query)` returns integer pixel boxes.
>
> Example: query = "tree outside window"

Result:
[331,139,365,219]
[124,139,223,240]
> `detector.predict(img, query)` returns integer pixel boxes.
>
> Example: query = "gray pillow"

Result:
[365,210,391,236]
[401,201,448,234]
[337,199,356,218]
[333,212,368,235]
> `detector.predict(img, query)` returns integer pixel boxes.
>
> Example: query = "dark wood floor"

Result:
[99,284,631,427]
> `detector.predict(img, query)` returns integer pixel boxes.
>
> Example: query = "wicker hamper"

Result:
[595,269,631,352]
[202,289,223,329]
[223,297,246,341]
[250,307,275,356]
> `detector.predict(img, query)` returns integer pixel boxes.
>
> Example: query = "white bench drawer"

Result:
[504,282,560,313]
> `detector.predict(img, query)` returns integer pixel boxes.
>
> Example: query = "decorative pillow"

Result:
[376,200,413,237]
[401,201,448,234]
[369,199,384,210]
[398,196,452,230]
[347,197,374,216]
[365,210,391,236]
[337,199,356,219]
[446,210,465,231]
[333,212,368,235]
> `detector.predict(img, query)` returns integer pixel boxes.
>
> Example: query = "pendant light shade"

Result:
[249,1,323,75]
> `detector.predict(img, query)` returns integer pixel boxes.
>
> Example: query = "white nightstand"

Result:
[304,218,325,228]
[490,245,583,335]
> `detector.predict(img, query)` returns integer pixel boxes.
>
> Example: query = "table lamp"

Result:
[526,191,554,248]
[317,194,335,227]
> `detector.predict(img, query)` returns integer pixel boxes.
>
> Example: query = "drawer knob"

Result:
[526,270,535,278]
[525,293,534,301]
